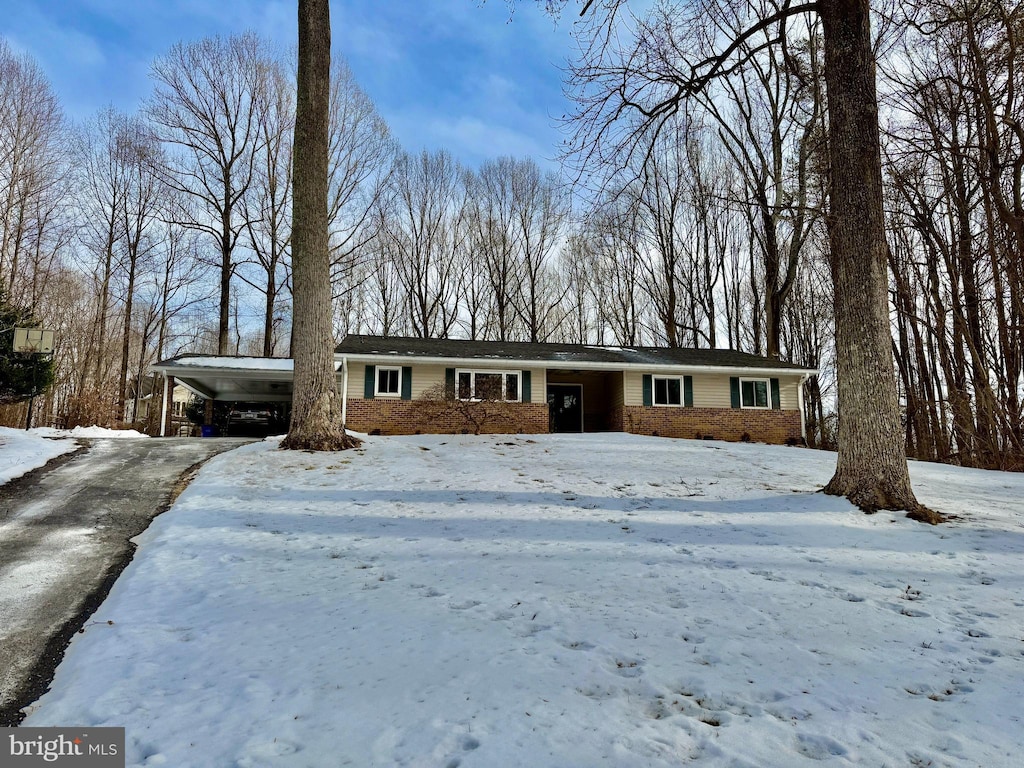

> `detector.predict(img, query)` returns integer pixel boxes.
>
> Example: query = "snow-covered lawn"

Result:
[0,426,77,485]
[24,434,1024,767]
[30,425,150,440]
[0,424,148,486]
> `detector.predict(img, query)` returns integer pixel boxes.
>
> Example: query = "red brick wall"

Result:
[345,399,800,443]
[346,399,550,436]
[622,406,802,445]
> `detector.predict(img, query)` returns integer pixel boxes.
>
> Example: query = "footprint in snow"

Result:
[610,657,644,678]
[511,622,551,638]
[795,732,848,759]
[560,639,595,651]
[892,604,930,618]
[448,599,480,611]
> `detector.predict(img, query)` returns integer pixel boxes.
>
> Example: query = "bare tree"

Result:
[326,58,396,298]
[147,33,269,355]
[417,382,520,435]
[282,0,352,450]
[466,159,521,340]
[883,0,1024,470]
[0,40,68,306]
[241,58,294,357]
[533,0,934,520]
[116,120,163,420]
[509,158,570,341]
[73,107,135,423]
[384,149,466,339]
[582,202,645,345]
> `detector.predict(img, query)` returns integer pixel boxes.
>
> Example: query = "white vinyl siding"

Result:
[624,371,801,409]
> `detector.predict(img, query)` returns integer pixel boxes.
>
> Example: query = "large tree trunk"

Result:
[819,0,940,522]
[281,0,351,451]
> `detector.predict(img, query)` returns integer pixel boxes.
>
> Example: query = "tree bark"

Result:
[819,0,940,522]
[281,0,352,451]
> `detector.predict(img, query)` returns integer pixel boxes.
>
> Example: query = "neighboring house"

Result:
[130,377,192,431]
[152,335,816,445]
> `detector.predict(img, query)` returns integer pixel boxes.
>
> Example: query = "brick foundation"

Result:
[345,399,801,444]
[346,399,550,436]
[622,406,802,445]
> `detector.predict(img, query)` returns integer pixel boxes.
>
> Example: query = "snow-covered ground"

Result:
[30,425,150,439]
[0,424,148,485]
[0,426,77,485]
[23,434,1024,767]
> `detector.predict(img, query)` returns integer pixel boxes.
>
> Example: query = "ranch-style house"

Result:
[151,335,816,444]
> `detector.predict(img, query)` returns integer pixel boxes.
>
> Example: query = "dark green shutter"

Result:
[522,371,532,403]
[770,378,781,410]
[401,366,412,400]
[445,368,456,399]
[364,365,376,399]
[642,374,653,406]
[683,376,693,407]
[730,376,740,408]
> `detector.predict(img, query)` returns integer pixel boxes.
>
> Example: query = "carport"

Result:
[149,356,296,436]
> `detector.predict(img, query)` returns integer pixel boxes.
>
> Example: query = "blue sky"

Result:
[2,0,577,168]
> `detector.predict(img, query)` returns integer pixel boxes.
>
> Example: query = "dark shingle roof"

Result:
[335,335,813,372]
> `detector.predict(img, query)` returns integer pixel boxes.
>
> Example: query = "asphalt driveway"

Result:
[0,437,250,724]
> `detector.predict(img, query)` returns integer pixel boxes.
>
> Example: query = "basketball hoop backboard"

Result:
[12,327,55,354]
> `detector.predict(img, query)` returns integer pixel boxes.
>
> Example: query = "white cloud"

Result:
[421,114,556,167]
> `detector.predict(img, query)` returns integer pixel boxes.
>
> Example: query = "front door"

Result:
[547,384,583,433]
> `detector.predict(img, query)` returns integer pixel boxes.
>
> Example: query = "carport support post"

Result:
[160,375,174,437]
[204,398,214,431]
[341,357,348,429]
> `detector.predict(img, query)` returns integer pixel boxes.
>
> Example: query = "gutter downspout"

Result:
[340,357,349,432]
[798,373,809,444]
[159,374,169,437]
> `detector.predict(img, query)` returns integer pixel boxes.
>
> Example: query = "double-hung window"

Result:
[375,366,401,397]
[653,376,682,406]
[456,370,521,402]
[740,378,770,409]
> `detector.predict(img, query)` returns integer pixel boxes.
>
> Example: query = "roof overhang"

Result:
[337,353,817,378]
[150,361,300,402]
[151,354,816,403]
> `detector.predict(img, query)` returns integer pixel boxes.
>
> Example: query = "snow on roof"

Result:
[169,357,294,371]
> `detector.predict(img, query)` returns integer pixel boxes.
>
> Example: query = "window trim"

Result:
[374,366,402,398]
[651,375,684,407]
[455,369,522,403]
[739,377,771,410]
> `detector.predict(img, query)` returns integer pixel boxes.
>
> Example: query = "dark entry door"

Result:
[547,384,583,433]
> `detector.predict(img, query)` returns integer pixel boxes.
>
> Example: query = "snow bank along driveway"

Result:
[0,427,77,485]
[24,434,1024,767]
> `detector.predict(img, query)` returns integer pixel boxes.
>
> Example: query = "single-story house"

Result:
[151,335,815,444]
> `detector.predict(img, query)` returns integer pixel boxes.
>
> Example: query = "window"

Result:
[653,376,682,406]
[456,370,521,402]
[741,378,770,409]
[505,373,520,402]
[375,367,401,397]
